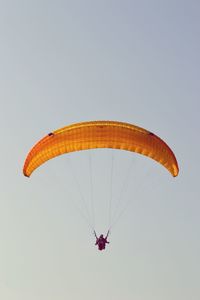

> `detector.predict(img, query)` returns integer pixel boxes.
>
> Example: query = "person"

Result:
[94,231,109,251]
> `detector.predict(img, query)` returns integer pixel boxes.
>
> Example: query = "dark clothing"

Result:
[95,236,109,251]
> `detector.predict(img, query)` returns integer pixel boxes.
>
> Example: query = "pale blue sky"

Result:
[0,1,200,299]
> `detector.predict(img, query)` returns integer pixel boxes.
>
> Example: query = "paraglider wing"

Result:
[23,121,179,177]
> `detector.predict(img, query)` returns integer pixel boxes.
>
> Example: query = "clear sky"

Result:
[1,1,200,299]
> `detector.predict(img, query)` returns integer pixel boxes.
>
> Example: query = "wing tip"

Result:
[23,170,30,178]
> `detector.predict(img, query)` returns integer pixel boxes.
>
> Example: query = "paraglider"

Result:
[23,120,179,251]
[23,120,179,177]
[94,231,110,251]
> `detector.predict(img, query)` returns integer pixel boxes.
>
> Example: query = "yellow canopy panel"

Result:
[23,120,179,177]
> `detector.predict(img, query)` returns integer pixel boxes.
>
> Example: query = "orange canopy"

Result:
[23,120,179,177]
